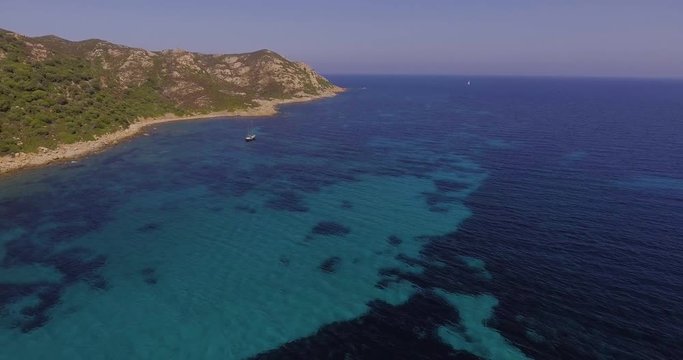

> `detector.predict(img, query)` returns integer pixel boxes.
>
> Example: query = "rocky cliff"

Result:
[0,28,341,155]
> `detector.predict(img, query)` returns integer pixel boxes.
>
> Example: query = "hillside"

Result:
[0,28,340,156]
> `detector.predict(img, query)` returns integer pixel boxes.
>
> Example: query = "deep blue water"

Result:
[1,76,682,359]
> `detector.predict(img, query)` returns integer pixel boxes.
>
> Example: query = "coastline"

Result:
[0,88,343,175]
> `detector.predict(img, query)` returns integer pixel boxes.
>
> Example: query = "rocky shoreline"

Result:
[0,88,343,175]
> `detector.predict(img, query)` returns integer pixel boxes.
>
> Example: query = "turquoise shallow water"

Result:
[2,76,683,359]
[0,77,519,359]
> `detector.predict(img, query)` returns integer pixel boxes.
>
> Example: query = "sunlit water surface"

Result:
[1,76,682,359]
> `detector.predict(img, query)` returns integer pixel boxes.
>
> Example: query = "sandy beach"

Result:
[0,89,343,175]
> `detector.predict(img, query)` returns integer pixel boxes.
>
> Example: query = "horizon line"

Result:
[320,73,683,81]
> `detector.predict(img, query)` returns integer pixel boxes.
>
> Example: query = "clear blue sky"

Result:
[2,0,682,78]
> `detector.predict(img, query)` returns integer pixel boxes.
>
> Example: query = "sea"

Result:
[1,76,682,359]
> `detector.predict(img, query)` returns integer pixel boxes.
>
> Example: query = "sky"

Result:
[1,0,682,78]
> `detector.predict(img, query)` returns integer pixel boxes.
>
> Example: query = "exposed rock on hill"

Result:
[0,28,341,156]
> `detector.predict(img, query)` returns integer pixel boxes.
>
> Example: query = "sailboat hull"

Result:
[245,135,256,142]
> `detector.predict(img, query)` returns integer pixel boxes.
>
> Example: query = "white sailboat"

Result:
[245,119,256,142]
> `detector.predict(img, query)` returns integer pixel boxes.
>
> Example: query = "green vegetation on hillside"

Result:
[0,29,338,155]
[0,32,178,154]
